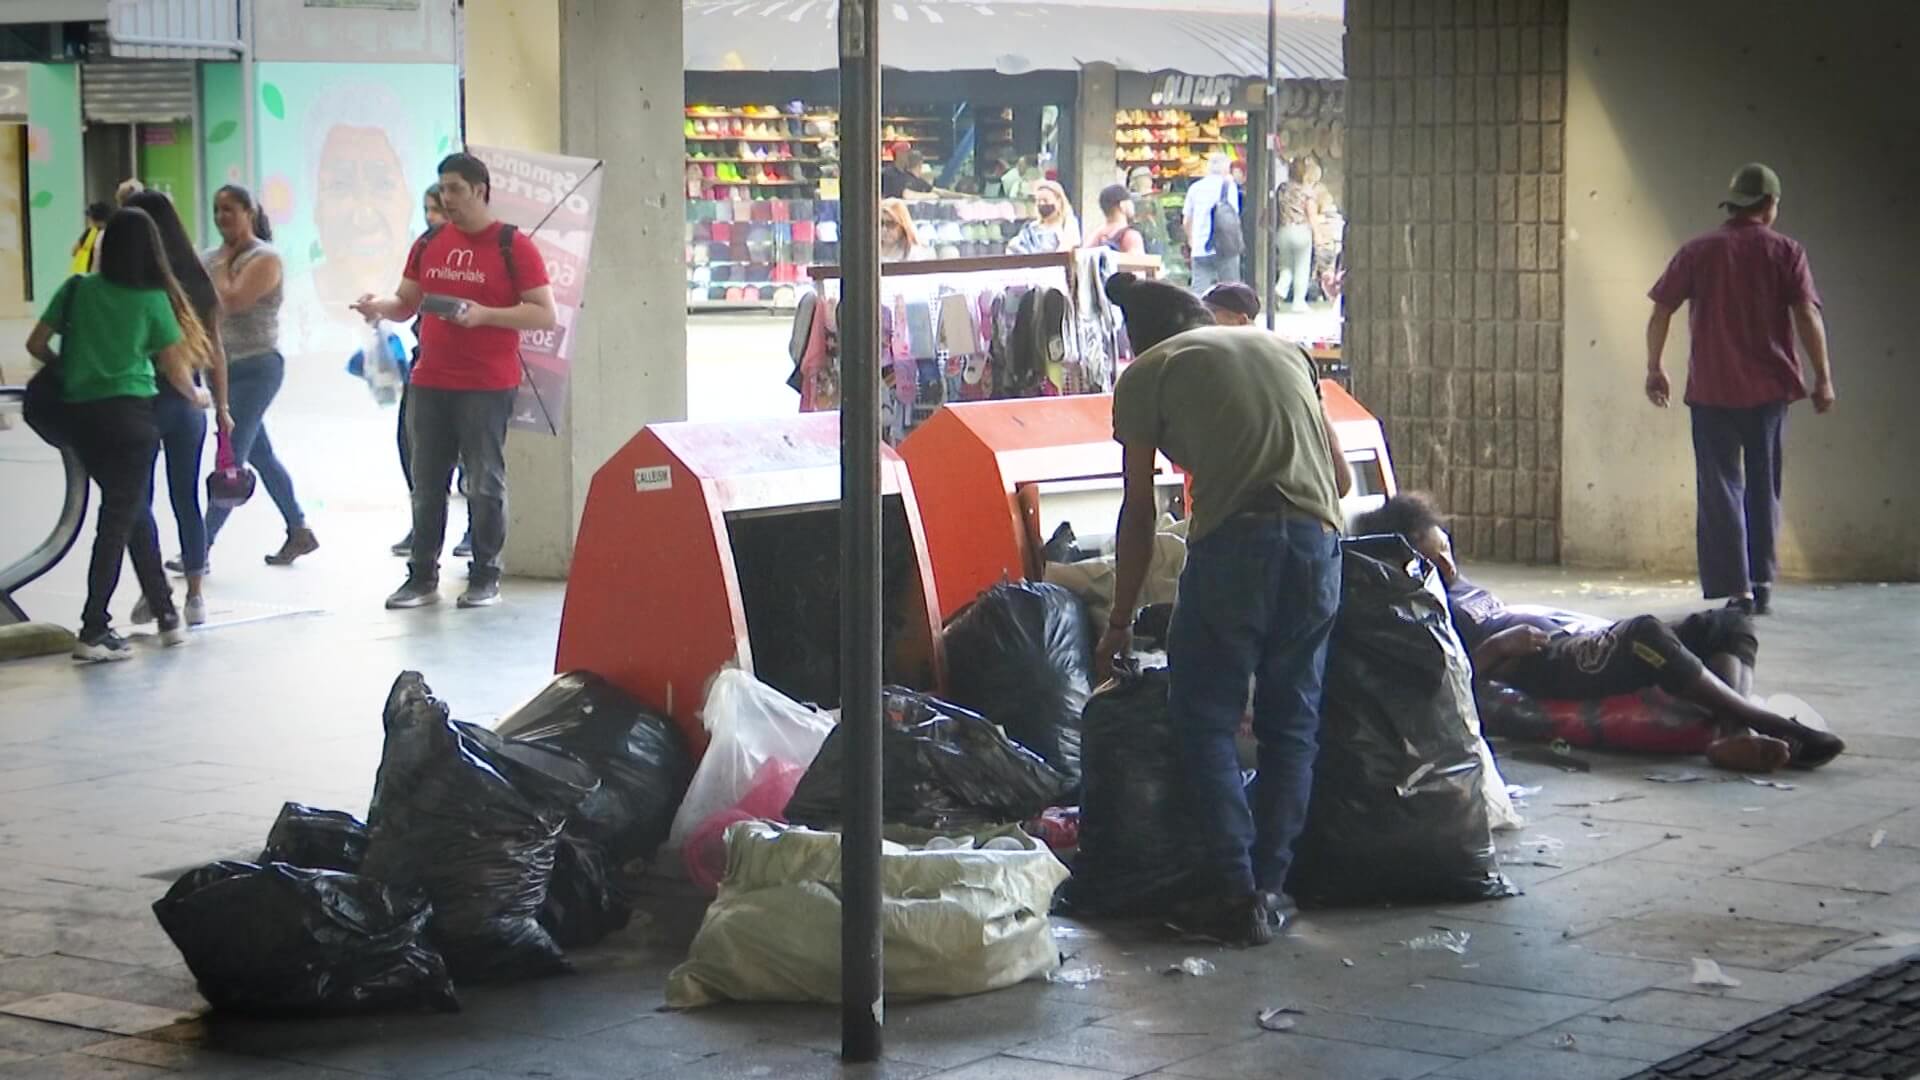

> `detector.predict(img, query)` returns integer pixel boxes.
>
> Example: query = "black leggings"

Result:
[67,396,176,636]
[1506,610,1757,701]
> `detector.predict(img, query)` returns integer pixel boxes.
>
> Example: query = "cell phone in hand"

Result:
[420,294,471,320]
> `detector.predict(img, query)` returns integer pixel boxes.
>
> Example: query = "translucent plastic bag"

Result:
[665,669,836,856]
[346,320,409,406]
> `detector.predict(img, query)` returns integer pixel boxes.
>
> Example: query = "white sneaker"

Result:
[157,612,188,647]
[183,595,207,627]
[73,629,134,663]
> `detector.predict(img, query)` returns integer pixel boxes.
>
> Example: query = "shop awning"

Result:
[684,0,1344,79]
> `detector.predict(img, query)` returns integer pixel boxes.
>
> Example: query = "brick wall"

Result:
[1342,0,1568,563]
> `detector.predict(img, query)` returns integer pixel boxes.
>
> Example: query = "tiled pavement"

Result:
[1,547,1915,1078]
[4,318,1919,1077]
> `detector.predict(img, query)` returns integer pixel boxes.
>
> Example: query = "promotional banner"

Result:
[468,144,605,434]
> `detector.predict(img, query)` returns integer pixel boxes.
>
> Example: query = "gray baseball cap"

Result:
[1722,162,1782,209]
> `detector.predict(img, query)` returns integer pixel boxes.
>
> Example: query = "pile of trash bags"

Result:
[154,670,691,1015]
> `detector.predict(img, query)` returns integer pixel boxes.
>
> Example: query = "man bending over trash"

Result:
[1351,493,1843,772]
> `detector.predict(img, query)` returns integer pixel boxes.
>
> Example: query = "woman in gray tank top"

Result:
[194,184,318,567]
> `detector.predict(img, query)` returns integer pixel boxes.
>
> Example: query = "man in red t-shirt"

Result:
[1645,163,1836,616]
[352,152,555,609]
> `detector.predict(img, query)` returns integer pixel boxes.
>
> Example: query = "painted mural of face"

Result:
[312,123,411,304]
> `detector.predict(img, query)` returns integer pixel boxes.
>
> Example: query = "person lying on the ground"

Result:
[1350,493,1844,771]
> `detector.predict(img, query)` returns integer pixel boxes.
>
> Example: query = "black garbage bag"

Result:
[785,687,1071,830]
[362,672,593,981]
[258,802,369,873]
[1286,536,1519,907]
[942,581,1094,783]
[1059,667,1204,917]
[153,861,457,1015]
[494,671,693,867]
[538,835,631,949]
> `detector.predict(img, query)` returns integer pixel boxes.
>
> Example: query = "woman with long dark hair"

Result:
[124,190,228,627]
[195,183,317,567]
[24,208,215,661]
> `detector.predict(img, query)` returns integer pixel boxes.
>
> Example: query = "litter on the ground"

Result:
[1177,957,1216,977]
[1553,1033,1579,1051]
[1555,794,1643,807]
[1690,958,1743,989]
[1645,770,1706,783]
[1870,829,1888,850]
[1460,962,1481,969]
[1743,777,1796,790]
[1341,958,1355,968]
[1048,963,1106,987]
[1740,807,1764,813]
[1256,1005,1304,1030]
[1402,929,1472,954]
[1507,784,1544,800]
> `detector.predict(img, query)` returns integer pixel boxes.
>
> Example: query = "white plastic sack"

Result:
[665,822,1068,1007]
[665,670,836,854]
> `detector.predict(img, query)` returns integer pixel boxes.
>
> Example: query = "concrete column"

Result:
[1072,62,1117,230]
[467,0,688,579]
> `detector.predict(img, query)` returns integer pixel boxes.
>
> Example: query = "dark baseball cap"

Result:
[1721,162,1781,209]
[1202,282,1261,319]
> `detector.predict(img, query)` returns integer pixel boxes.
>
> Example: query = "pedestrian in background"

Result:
[124,190,229,629]
[1006,180,1080,254]
[354,152,555,610]
[196,184,318,569]
[1272,158,1323,313]
[24,208,213,661]
[1086,184,1147,255]
[1645,163,1835,616]
[70,202,109,274]
[1183,153,1243,292]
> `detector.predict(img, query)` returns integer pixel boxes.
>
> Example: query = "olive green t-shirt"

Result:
[1112,325,1341,541]
[41,275,182,403]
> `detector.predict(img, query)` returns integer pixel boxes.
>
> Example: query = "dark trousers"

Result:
[1168,513,1341,896]
[68,397,174,636]
[1506,610,1757,701]
[205,351,305,545]
[152,386,208,576]
[406,385,513,581]
[1690,402,1787,600]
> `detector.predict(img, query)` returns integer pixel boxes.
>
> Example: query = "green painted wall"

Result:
[139,121,199,241]
[26,63,80,304]
[200,61,245,247]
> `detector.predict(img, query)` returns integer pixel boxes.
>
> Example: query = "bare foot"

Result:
[1706,732,1793,773]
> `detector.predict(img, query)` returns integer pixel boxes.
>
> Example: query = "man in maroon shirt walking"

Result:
[1645,163,1836,615]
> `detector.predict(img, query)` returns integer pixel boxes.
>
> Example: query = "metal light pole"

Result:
[836,0,884,1064]
[1264,0,1280,331]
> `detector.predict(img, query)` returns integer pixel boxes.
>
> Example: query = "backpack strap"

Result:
[497,224,520,291]
[405,223,444,280]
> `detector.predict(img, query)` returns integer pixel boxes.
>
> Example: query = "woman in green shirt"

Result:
[25,207,214,662]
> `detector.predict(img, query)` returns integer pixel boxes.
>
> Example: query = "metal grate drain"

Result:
[1626,953,1920,1079]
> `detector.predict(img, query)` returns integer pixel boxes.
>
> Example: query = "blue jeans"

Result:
[1190,254,1241,294]
[205,351,305,546]
[152,386,208,575]
[1168,512,1341,896]
[1690,403,1787,600]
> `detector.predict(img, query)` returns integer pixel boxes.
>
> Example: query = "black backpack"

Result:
[1209,183,1244,259]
